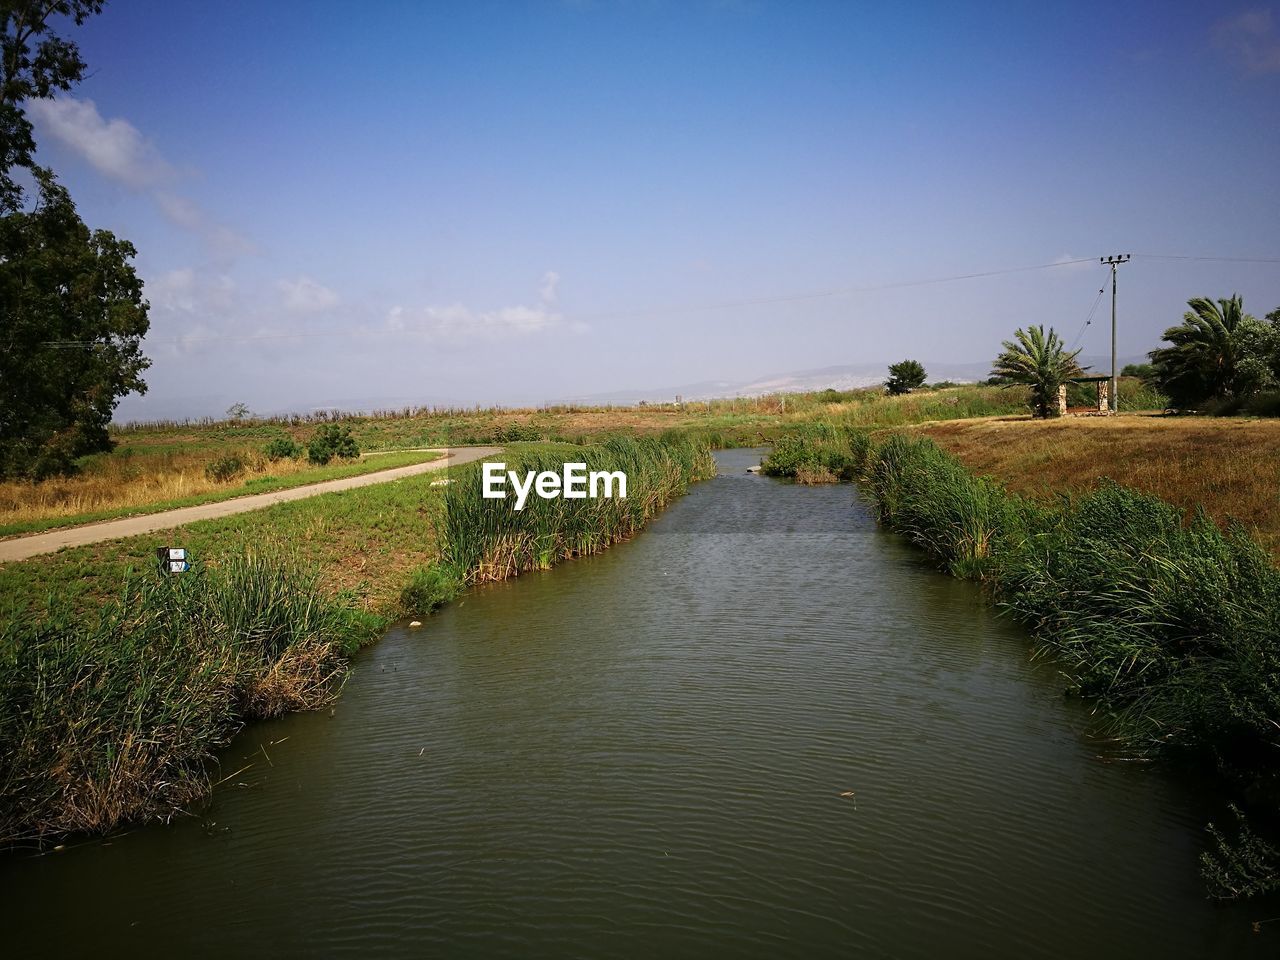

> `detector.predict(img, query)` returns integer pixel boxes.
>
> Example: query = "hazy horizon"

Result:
[22,0,1280,420]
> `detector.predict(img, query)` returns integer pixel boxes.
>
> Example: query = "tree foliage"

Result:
[885,359,927,395]
[0,3,149,478]
[1148,295,1278,409]
[1,1,104,212]
[990,325,1083,418]
[307,424,359,465]
[0,169,149,478]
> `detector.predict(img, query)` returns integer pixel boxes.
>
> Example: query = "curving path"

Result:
[0,446,501,563]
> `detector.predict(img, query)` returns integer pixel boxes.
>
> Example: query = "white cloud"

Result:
[27,97,173,188]
[30,97,255,260]
[539,270,561,303]
[141,267,239,356]
[386,301,563,343]
[384,274,576,343]
[278,276,339,313]
[1214,9,1280,73]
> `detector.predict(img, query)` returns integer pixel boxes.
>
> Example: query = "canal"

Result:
[3,449,1263,957]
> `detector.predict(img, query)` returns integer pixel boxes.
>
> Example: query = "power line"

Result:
[1068,268,1111,352]
[40,256,1103,348]
[36,251,1279,349]
[1131,254,1280,263]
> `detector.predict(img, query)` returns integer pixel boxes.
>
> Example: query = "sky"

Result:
[22,0,1280,418]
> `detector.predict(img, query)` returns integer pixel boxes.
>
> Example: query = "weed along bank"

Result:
[482,461,627,511]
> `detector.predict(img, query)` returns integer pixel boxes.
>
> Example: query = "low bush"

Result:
[263,437,301,461]
[308,424,360,465]
[399,563,465,616]
[761,423,870,483]
[204,455,244,482]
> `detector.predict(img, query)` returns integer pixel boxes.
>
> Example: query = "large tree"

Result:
[0,168,149,477]
[885,359,926,395]
[2,1,104,213]
[0,1,149,478]
[990,325,1083,419]
[1148,295,1274,408]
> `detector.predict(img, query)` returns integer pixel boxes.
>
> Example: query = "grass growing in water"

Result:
[0,552,367,843]
[442,435,715,583]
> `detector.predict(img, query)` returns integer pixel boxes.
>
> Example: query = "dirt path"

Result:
[0,446,501,564]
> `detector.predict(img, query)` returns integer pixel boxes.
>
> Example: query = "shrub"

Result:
[399,563,465,616]
[760,424,871,482]
[494,422,543,443]
[263,437,301,461]
[308,424,360,465]
[886,359,927,395]
[204,455,244,482]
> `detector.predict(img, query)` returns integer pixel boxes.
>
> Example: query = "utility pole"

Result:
[1100,254,1131,413]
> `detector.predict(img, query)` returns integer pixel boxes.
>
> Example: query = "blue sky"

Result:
[26,0,1280,417]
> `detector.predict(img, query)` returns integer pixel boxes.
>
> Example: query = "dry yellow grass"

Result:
[911,414,1280,556]
[0,448,315,527]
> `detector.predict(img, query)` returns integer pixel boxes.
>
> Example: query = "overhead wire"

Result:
[37,252,1279,349]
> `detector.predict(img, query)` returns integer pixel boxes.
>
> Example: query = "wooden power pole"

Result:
[1100,254,1131,413]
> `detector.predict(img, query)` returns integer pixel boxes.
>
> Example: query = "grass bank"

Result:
[0,554,368,844]
[0,435,713,845]
[0,449,443,538]
[763,427,1280,900]
[912,415,1280,558]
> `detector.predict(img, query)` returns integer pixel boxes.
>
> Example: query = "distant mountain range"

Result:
[567,354,1146,405]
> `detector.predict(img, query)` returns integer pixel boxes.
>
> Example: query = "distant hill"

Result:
[568,355,1147,405]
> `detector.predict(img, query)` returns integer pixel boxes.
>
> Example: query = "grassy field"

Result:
[911,415,1280,556]
[0,448,443,538]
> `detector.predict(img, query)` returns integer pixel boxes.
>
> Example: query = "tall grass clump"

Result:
[760,422,871,484]
[0,553,360,844]
[441,435,714,583]
[865,435,1050,579]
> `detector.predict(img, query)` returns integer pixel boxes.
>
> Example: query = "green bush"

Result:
[494,422,543,443]
[263,437,301,461]
[204,455,244,482]
[307,424,360,465]
[399,563,465,616]
[760,423,871,483]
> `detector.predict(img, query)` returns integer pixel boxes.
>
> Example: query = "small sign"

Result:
[156,546,191,574]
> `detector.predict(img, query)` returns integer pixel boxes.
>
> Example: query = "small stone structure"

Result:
[1058,377,1111,416]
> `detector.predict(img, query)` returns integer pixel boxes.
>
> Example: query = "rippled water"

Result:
[2,449,1266,956]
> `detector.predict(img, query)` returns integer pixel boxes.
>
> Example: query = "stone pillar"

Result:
[1097,381,1109,413]
[1057,384,1068,416]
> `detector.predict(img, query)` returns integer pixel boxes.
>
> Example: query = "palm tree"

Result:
[990,325,1084,418]
[1148,295,1261,407]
